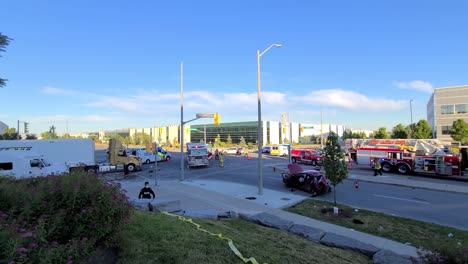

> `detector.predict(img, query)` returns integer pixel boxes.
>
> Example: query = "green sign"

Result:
[302,126,314,129]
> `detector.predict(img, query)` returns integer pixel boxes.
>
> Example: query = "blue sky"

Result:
[1,0,467,135]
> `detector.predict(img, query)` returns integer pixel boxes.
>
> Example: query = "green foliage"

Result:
[373,127,389,139]
[40,131,58,139]
[322,132,348,206]
[131,132,152,145]
[283,138,289,144]
[0,173,133,263]
[450,119,468,144]
[413,119,432,139]
[342,129,353,140]
[391,124,408,139]
[226,134,232,145]
[239,136,246,146]
[0,32,11,88]
[1,128,18,140]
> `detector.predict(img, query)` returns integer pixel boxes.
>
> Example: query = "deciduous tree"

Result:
[323,131,348,206]
[450,119,468,144]
[391,124,408,139]
[373,127,389,139]
[413,120,432,139]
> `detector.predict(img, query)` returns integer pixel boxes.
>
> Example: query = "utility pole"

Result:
[320,106,324,149]
[180,62,185,181]
[17,120,20,139]
[410,99,414,138]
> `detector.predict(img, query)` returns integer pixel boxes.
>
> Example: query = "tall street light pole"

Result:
[410,99,414,138]
[180,62,185,181]
[257,43,282,195]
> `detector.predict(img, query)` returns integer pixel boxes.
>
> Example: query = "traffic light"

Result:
[283,127,286,133]
[214,113,220,125]
[159,127,163,134]
[24,122,29,133]
[300,127,304,133]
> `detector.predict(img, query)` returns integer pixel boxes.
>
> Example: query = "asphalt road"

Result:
[97,149,468,230]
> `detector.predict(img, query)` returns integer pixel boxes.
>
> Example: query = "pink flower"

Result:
[21,232,34,238]
[28,242,38,248]
[16,247,27,253]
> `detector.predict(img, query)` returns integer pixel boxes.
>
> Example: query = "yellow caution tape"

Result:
[161,211,267,264]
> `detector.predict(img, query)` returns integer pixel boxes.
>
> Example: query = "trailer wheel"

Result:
[165,156,171,162]
[127,163,136,172]
[381,162,393,172]
[396,164,410,175]
[145,159,151,164]
[86,168,96,174]
[292,157,297,163]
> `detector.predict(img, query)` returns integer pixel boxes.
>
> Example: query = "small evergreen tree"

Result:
[226,134,232,145]
[323,132,348,206]
[239,136,246,146]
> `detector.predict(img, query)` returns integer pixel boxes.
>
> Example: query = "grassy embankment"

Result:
[288,199,468,260]
[118,210,371,264]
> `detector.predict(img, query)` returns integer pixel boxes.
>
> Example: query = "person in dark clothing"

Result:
[138,181,155,200]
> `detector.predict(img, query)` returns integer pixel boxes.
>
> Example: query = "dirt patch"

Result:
[319,207,353,218]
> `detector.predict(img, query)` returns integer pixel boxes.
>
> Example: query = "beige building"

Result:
[427,85,468,142]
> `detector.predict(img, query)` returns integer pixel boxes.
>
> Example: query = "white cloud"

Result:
[295,89,405,110]
[395,80,433,93]
[41,86,77,95]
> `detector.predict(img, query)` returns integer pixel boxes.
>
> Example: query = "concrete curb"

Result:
[243,212,417,263]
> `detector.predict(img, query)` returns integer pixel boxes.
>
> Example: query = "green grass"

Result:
[288,199,468,257]
[118,210,371,264]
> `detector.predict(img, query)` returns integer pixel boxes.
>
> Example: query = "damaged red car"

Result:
[281,163,332,196]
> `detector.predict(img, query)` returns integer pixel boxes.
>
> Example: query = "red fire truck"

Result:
[356,146,462,176]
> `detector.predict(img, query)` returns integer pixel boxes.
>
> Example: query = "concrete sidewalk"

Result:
[347,172,468,194]
[117,177,419,262]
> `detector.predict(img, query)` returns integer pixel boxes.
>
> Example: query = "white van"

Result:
[279,144,290,157]
[0,151,68,179]
[128,147,171,164]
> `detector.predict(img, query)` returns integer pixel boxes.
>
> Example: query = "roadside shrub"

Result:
[0,172,133,263]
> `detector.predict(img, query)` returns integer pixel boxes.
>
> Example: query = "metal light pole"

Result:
[410,99,414,138]
[180,62,185,181]
[204,123,206,143]
[257,43,282,195]
[320,106,324,150]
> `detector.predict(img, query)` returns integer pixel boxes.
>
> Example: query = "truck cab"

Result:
[108,139,141,172]
[291,149,323,166]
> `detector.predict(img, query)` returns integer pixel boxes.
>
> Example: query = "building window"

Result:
[441,105,454,115]
[455,104,467,114]
[441,126,452,135]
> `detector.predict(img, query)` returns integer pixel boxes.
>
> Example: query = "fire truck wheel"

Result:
[311,160,317,166]
[396,164,410,175]
[166,156,171,162]
[381,162,392,172]
[292,157,297,163]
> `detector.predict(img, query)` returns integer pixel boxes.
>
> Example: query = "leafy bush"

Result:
[0,172,133,263]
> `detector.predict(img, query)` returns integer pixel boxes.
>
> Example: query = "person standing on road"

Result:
[218,151,224,167]
[373,158,383,176]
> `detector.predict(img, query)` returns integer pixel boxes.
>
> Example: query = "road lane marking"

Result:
[373,194,431,205]
[267,177,282,181]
